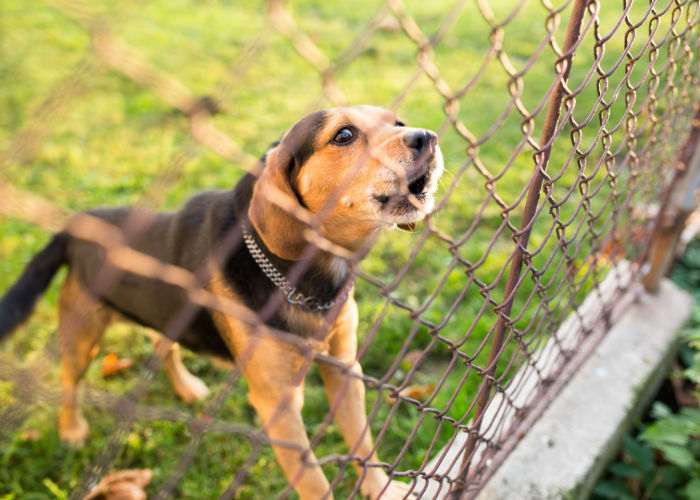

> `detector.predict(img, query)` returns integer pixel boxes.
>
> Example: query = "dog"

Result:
[0,105,443,499]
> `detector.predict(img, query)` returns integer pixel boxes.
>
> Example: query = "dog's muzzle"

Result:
[403,130,439,199]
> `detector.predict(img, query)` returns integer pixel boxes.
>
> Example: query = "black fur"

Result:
[102,295,230,359]
[0,233,67,339]
[73,172,347,360]
[289,110,327,169]
[287,111,327,207]
[223,173,348,335]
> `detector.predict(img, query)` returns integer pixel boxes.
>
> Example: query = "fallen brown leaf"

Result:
[101,353,134,377]
[387,384,435,404]
[20,428,41,441]
[83,469,153,500]
[402,350,424,366]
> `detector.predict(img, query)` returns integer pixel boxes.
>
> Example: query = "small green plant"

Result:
[592,341,700,500]
[593,241,700,500]
[592,401,700,499]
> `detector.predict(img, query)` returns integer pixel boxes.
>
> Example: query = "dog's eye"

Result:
[395,120,406,127]
[332,127,355,145]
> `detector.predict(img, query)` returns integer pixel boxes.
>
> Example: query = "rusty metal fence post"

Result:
[449,1,590,498]
[642,102,700,293]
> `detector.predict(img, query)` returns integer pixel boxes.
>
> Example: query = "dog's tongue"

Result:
[397,221,418,232]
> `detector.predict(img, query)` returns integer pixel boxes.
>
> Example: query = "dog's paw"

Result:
[361,472,416,500]
[59,413,89,446]
[375,480,416,500]
[173,371,210,404]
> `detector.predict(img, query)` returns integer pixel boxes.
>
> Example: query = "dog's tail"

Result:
[0,232,68,340]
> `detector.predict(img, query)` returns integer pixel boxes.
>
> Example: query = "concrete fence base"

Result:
[475,277,692,499]
[414,267,692,499]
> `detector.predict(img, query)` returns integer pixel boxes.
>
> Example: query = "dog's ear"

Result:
[248,142,308,260]
[248,111,327,261]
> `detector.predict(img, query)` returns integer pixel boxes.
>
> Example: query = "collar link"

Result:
[241,223,351,313]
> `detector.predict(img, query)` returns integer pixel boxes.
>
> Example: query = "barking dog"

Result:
[0,105,443,499]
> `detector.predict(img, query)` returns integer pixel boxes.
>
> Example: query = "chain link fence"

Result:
[1,0,699,498]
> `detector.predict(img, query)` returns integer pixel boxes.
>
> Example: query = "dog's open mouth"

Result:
[374,166,432,207]
[373,165,435,232]
[408,169,429,199]
[371,140,444,233]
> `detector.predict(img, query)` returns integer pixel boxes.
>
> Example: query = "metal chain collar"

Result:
[241,224,350,312]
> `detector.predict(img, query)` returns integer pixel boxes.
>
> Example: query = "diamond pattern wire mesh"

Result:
[0,0,699,498]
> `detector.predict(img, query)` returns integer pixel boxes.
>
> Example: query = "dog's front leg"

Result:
[249,383,332,500]
[237,335,333,500]
[320,299,415,500]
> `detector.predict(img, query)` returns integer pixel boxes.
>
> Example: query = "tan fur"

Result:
[153,336,210,404]
[58,271,111,444]
[250,106,443,257]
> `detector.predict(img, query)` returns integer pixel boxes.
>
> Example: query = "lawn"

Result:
[0,0,697,498]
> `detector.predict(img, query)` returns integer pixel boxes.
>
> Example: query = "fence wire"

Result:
[1,0,699,499]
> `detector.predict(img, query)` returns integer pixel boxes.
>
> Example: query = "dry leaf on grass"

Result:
[20,428,41,441]
[83,469,153,500]
[387,384,435,404]
[101,353,134,377]
[402,350,424,366]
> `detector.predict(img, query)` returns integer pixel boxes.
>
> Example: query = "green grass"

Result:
[1,0,698,498]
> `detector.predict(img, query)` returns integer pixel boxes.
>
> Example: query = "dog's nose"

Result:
[403,130,437,158]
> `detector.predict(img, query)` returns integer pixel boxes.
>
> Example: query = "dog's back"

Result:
[0,188,241,354]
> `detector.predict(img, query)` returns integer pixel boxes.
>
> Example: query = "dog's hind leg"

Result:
[57,271,111,445]
[152,335,209,403]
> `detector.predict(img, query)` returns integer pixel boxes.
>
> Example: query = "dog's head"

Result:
[249,105,444,260]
